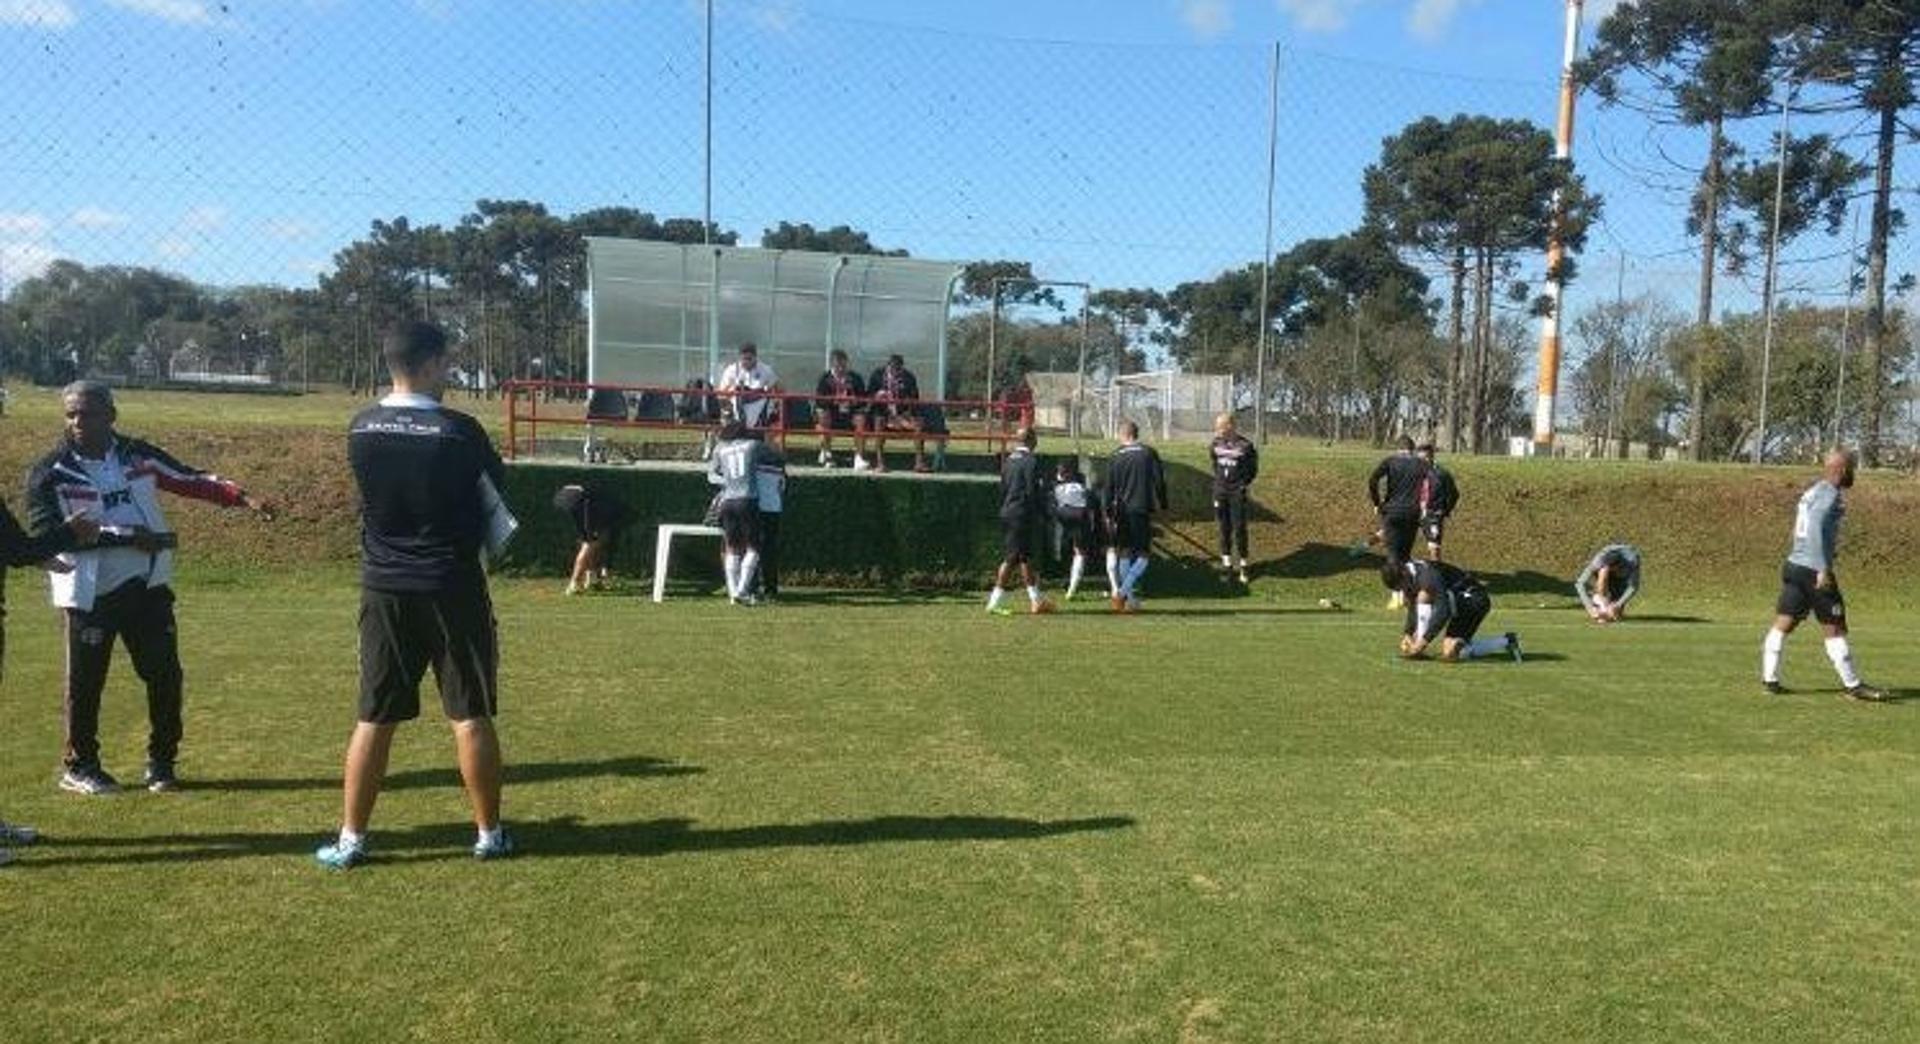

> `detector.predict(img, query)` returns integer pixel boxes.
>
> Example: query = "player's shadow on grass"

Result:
[191,755,702,793]
[22,813,1135,868]
[1257,542,1374,581]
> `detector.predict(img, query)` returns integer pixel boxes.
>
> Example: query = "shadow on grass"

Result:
[189,755,702,794]
[23,813,1136,868]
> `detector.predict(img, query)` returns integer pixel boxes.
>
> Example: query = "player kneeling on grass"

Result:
[320,321,512,870]
[987,428,1054,616]
[1383,559,1521,663]
[1575,543,1640,623]
[1762,449,1886,701]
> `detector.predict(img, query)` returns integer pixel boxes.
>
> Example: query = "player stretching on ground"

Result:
[1762,449,1887,701]
[1106,420,1167,613]
[1209,413,1258,584]
[1368,436,1428,608]
[1052,458,1108,601]
[709,421,773,605]
[1575,543,1640,623]
[1383,558,1521,662]
[986,428,1054,616]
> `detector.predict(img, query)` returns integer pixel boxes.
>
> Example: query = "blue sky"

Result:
[0,0,1888,329]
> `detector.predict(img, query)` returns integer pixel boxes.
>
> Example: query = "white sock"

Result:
[1067,554,1085,597]
[1464,635,1510,660]
[1105,550,1121,594]
[738,551,761,595]
[723,553,742,598]
[477,826,502,847]
[1221,554,1232,568]
[1124,556,1149,596]
[1026,585,1043,606]
[1824,635,1861,689]
[1762,628,1786,683]
[987,586,1005,611]
[338,828,365,849]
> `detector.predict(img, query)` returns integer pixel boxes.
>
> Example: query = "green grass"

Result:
[4,574,1918,1042]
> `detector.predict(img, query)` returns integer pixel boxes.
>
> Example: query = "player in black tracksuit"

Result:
[1414,442,1458,561]
[1106,421,1168,612]
[1383,558,1521,662]
[986,428,1053,615]
[1368,435,1429,606]
[0,502,93,862]
[1209,414,1259,583]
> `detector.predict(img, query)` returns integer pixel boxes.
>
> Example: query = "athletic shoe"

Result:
[1124,597,1142,614]
[1110,594,1126,613]
[913,464,933,474]
[852,455,872,472]
[817,448,834,467]
[1762,680,1788,696]
[473,830,515,861]
[1505,632,1523,663]
[988,605,1014,617]
[0,822,39,845]
[1845,683,1891,703]
[314,836,367,870]
[59,767,121,795]
[735,594,760,607]
[564,583,581,596]
[1030,599,1057,615]
[1236,569,1250,584]
[144,762,179,793]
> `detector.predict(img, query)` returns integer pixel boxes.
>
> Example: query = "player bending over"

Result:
[1762,449,1886,700]
[1051,458,1107,601]
[987,428,1055,616]
[1383,558,1522,663]
[1575,543,1640,623]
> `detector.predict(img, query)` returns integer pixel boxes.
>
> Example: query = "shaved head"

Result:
[1825,448,1857,489]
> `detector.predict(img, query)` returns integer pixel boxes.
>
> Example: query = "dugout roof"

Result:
[586,238,966,394]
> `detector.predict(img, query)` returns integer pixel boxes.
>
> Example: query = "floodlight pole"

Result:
[703,0,719,379]
[1532,0,1584,454]
[1254,39,1280,446]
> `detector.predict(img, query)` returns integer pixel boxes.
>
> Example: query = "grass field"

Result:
[4,573,1919,1043]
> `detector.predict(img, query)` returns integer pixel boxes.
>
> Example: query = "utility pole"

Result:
[1532,0,1584,454]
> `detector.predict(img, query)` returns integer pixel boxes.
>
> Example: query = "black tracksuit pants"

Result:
[62,580,184,771]
[1215,490,1249,560]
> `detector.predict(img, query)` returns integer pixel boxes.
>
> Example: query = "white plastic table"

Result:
[651,523,724,603]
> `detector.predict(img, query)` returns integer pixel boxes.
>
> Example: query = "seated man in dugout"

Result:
[867,353,931,473]
[813,348,872,470]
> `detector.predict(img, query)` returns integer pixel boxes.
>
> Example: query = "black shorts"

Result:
[1776,562,1845,625]
[1000,510,1035,561]
[818,406,867,432]
[1381,514,1419,563]
[1114,511,1153,555]
[1056,508,1100,554]
[1445,584,1491,640]
[1421,516,1446,547]
[1602,570,1630,603]
[359,585,498,724]
[719,498,760,551]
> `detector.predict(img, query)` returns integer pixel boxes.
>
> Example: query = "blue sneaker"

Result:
[314,836,367,870]
[472,830,515,861]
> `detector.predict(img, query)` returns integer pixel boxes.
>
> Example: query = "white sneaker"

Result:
[852,455,872,472]
[818,449,834,467]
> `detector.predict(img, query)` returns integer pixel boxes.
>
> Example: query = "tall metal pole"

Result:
[1754,86,1792,465]
[1532,0,1584,454]
[1833,207,1861,446]
[986,281,1000,411]
[703,0,719,379]
[1075,294,1090,452]
[1253,40,1280,445]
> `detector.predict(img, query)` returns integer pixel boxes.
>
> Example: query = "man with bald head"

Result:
[1762,449,1886,701]
[26,381,275,795]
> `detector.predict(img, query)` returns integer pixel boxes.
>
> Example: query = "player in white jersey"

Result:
[707,421,774,605]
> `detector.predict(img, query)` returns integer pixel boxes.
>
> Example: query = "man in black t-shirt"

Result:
[1368,436,1429,608]
[318,321,512,870]
[868,354,930,473]
[813,349,871,470]
[1414,442,1458,561]
[986,428,1054,615]
[1106,420,1168,613]
[1381,558,1521,663]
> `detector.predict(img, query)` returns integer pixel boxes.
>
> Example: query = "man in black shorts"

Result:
[1368,435,1428,608]
[1106,420,1167,613]
[1051,458,1108,602]
[318,321,512,869]
[813,349,871,470]
[986,428,1054,616]
[1383,558,1522,662]
[708,420,773,605]
[552,484,628,595]
[1762,449,1886,700]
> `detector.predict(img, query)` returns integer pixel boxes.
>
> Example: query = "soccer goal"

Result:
[1102,370,1234,441]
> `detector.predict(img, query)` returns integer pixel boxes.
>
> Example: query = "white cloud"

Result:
[267,219,317,241]
[0,211,52,238]
[1276,0,1363,34]
[69,206,130,229]
[154,236,196,261]
[1407,0,1484,42]
[750,0,798,33]
[0,0,75,28]
[1178,0,1231,38]
[107,0,214,25]
[1,240,59,280]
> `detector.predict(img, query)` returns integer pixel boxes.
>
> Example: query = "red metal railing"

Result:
[501,379,1032,461]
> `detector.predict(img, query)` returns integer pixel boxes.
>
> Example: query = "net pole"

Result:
[1253,39,1280,446]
